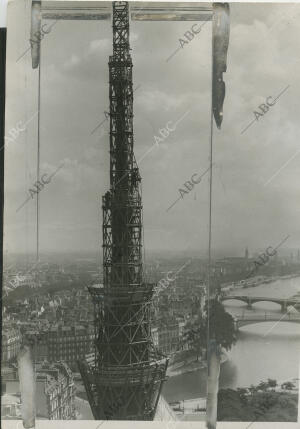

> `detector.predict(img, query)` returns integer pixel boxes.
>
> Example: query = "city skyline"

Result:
[2,2,300,424]
[4,2,300,255]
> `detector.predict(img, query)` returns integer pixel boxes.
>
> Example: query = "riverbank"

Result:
[224,273,300,311]
[167,350,227,377]
[221,272,300,294]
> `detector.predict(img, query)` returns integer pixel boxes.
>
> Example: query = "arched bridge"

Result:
[221,295,300,313]
[235,312,300,328]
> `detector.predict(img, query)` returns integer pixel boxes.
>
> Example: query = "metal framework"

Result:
[30,1,229,423]
[78,2,168,420]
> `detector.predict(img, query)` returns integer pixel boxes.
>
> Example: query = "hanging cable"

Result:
[207,26,214,378]
[33,21,42,404]
[36,41,41,270]
[24,0,30,270]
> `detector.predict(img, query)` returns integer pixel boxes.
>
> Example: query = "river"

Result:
[162,276,300,402]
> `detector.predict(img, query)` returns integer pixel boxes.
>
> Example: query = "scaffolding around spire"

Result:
[79,2,168,420]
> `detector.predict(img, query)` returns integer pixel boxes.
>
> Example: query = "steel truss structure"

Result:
[79,1,168,420]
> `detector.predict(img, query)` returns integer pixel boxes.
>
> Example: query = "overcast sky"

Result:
[4,1,300,258]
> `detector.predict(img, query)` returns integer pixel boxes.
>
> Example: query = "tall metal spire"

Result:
[79,2,168,420]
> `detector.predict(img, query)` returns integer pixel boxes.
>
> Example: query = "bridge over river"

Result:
[234,312,300,328]
[221,294,300,313]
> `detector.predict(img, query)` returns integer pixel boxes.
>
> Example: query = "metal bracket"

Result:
[30,1,215,68]
[29,1,230,130]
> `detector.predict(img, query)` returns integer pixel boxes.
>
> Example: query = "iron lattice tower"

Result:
[79,2,168,420]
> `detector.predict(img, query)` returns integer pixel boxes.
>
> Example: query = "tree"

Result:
[218,383,298,422]
[237,388,248,404]
[267,378,277,390]
[217,388,248,421]
[182,315,206,361]
[204,298,237,351]
[248,385,257,395]
[281,381,295,390]
[257,381,269,392]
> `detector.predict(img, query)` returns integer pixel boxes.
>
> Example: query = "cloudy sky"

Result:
[4,1,300,258]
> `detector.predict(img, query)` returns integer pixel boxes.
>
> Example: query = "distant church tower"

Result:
[245,247,249,260]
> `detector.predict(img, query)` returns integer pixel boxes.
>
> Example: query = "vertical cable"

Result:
[34,25,42,417]
[0,23,7,415]
[37,43,41,268]
[205,21,217,429]
[207,22,214,378]
[25,0,29,269]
